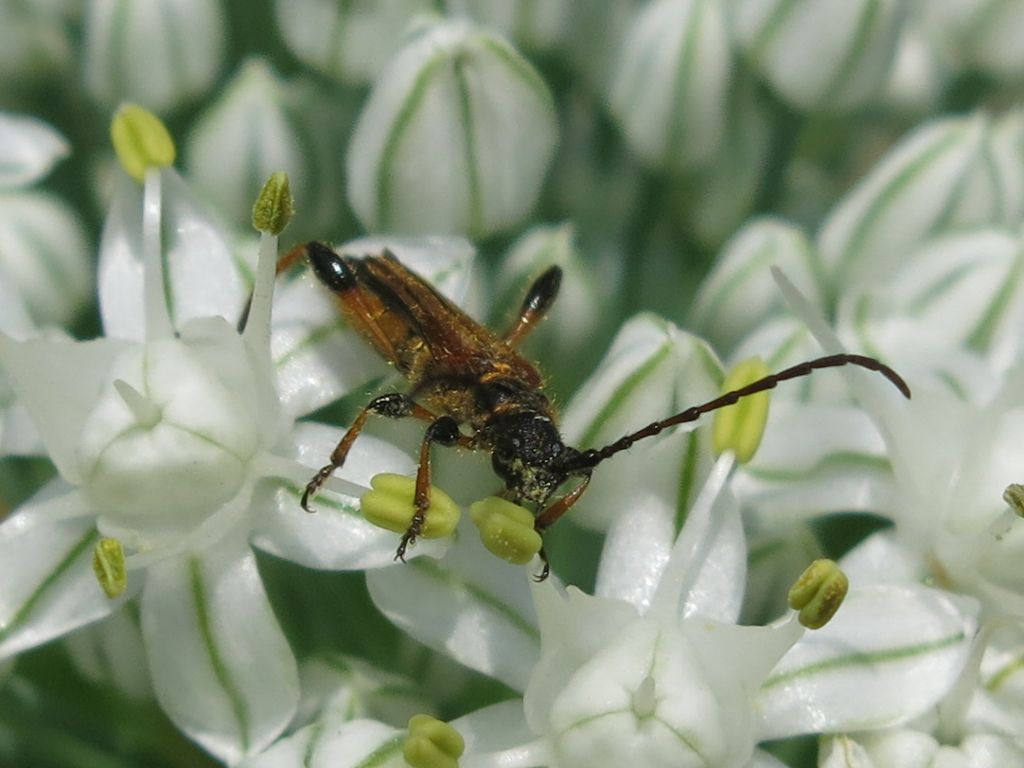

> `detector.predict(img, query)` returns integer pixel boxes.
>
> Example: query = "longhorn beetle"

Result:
[291,242,910,576]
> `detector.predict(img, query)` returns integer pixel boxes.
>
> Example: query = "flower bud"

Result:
[347,18,557,237]
[609,0,732,172]
[691,217,819,353]
[83,0,225,113]
[727,0,905,110]
[92,537,126,598]
[712,357,770,464]
[273,0,435,85]
[360,474,460,539]
[946,109,1024,229]
[404,714,464,768]
[469,497,542,564]
[788,559,848,629]
[447,0,571,51]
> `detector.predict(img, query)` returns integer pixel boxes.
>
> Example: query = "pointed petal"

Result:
[756,584,978,740]
[0,334,131,481]
[141,534,299,764]
[237,716,403,768]
[98,170,246,341]
[0,483,119,659]
[451,699,534,754]
[839,530,926,586]
[64,605,152,700]
[0,112,68,188]
[367,519,540,692]
[252,422,448,569]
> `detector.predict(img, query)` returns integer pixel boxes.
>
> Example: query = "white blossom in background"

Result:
[347,16,558,237]
[914,0,1024,82]
[726,0,908,111]
[83,0,226,113]
[609,0,732,172]
[0,108,477,763]
[446,0,571,51]
[0,0,74,89]
[273,0,435,85]
[184,58,352,238]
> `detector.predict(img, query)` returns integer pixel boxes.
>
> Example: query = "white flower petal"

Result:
[756,584,978,740]
[64,606,152,700]
[735,400,896,527]
[0,483,119,659]
[0,190,91,327]
[749,749,792,768]
[83,0,225,112]
[451,699,535,753]
[98,170,246,341]
[252,422,450,570]
[839,530,929,587]
[237,716,404,768]
[0,112,69,188]
[367,518,540,692]
[347,18,557,237]
[743,527,823,624]
[141,534,299,764]
[448,0,571,51]
[0,334,131,482]
[817,114,985,292]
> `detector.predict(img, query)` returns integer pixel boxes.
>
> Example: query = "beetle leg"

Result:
[533,474,592,532]
[302,393,435,512]
[396,416,464,561]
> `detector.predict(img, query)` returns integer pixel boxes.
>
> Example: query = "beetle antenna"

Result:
[565,353,910,471]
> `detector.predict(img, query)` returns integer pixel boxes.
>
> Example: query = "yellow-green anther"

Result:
[110,104,176,182]
[712,357,770,464]
[92,538,127,599]
[469,497,542,565]
[251,171,294,235]
[404,714,465,768]
[1004,484,1024,518]
[788,558,848,630]
[360,474,460,538]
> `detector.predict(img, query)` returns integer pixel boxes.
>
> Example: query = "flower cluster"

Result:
[2,3,1024,768]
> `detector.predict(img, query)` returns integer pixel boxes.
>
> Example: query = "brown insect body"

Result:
[299,241,911,574]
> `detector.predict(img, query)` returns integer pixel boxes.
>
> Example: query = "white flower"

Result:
[726,0,908,111]
[446,0,571,51]
[914,0,1024,82]
[0,119,474,760]
[83,0,226,112]
[347,16,558,237]
[609,0,732,172]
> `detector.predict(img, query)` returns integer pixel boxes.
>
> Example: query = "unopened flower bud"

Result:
[84,0,225,112]
[110,104,176,182]
[712,357,770,464]
[404,714,464,768]
[788,559,848,629]
[609,0,732,172]
[469,497,542,564]
[92,537,127,599]
[347,18,557,237]
[727,0,904,110]
[360,474,460,539]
